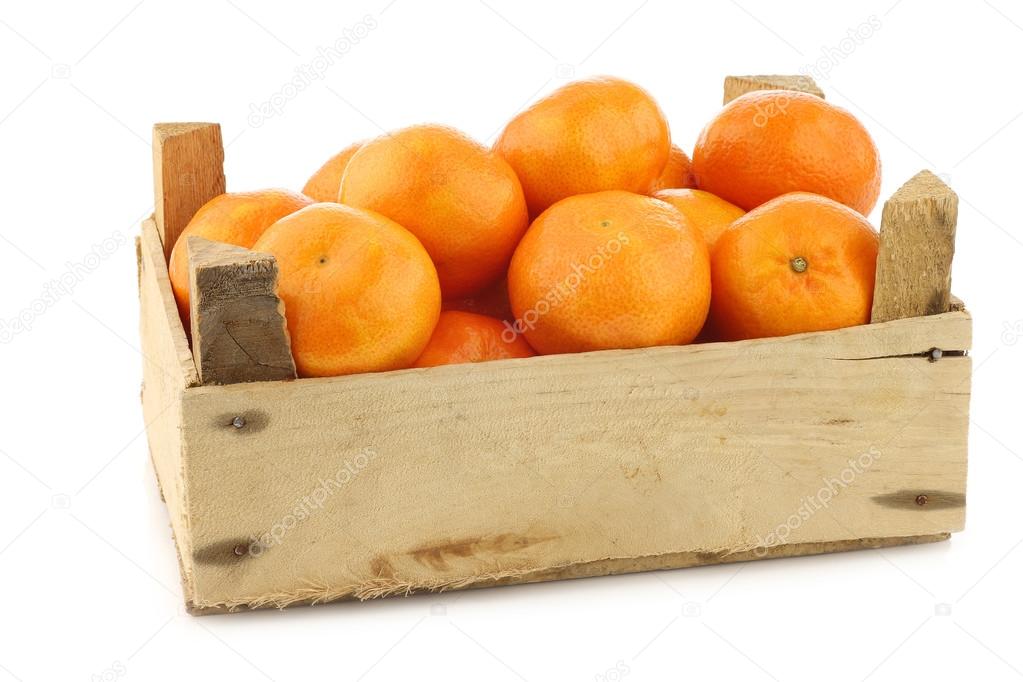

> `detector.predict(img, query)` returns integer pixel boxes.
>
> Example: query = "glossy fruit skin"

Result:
[168,189,313,324]
[653,188,745,250]
[648,144,695,192]
[339,124,528,299]
[252,203,441,377]
[413,311,534,368]
[494,77,671,217]
[507,190,710,355]
[301,141,363,202]
[709,192,879,341]
[692,91,881,214]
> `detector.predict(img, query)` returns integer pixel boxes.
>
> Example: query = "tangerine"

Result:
[168,189,312,323]
[495,77,670,217]
[414,311,534,368]
[301,140,363,202]
[709,192,879,341]
[252,203,441,377]
[507,190,709,354]
[692,90,881,214]
[340,124,528,298]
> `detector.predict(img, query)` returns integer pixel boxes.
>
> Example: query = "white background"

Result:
[1,1,1020,680]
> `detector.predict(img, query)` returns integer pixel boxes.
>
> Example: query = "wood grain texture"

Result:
[140,219,199,388]
[187,533,950,614]
[871,171,959,323]
[152,123,226,261]
[723,74,824,104]
[187,236,296,385]
[138,218,201,602]
[173,310,970,612]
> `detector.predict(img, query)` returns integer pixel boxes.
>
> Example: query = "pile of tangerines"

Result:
[168,77,882,378]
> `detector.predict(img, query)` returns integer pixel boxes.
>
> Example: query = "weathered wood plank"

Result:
[186,533,950,614]
[153,123,226,262]
[871,170,959,323]
[723,74,824,104]
[175,311,970,611]
[138,218,201,603]
[187,237,296,386]
[140,218,199,388]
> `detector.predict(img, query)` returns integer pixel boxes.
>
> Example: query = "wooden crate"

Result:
[139,89,970,615]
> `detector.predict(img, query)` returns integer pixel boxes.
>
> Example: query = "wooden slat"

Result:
[871,171,959,323]
[152,123,226,262]
[175,310,970,611]
[140,218,199,388]
[187,237,296,385]
[138,218,201,603]
[723,74,824,104]
[186,533,950,614]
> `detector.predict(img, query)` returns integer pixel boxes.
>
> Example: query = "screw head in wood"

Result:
[790,256,808,273]
[231,415,246,429]
[915,494,929,506]
[929,348,943,362]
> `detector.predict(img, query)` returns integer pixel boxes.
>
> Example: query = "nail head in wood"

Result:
[723,74,824,105]
[232,415,246,429]
[916,494,929,506]
[871,170,959,323]
[188,236,298,385]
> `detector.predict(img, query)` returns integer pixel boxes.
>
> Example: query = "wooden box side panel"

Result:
[138,219,200,600]
[177,311,970,611]
[139,218,199,387]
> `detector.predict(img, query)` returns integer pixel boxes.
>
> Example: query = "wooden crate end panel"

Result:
[139,214,206,602]
[139,227,198,599]
[139,218,199,388]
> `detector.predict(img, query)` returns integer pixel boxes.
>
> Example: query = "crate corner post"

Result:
[187,236,297,386]
[871,170,959,323]
[152,122,226,262]
[722,74,824,104]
